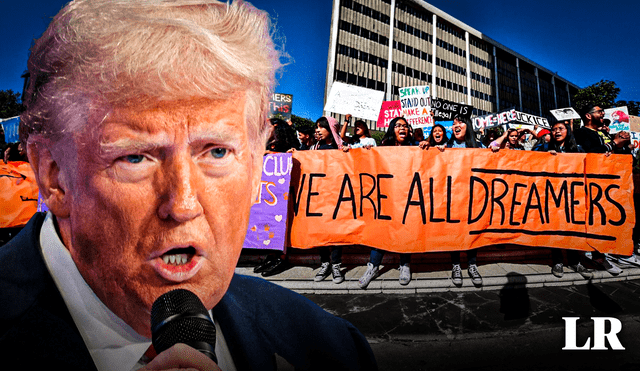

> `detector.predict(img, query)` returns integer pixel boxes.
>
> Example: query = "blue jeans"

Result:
[450,249,477,266]
[319,246,342,264]
[370,248,411,267]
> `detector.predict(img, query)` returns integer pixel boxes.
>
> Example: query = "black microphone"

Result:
[150,288,218,363]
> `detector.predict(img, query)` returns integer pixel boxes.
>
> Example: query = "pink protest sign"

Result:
[376,100,403,128]
[243,152,292,251]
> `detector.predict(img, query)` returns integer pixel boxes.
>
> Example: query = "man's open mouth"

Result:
[161,247,196,266]
[151,246,204,282]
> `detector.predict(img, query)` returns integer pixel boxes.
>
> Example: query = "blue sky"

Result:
[1,0,638,120]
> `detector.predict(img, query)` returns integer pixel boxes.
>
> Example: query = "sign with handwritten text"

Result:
[399,85,433,128]
[324,82,385,121]
[243,153,293,251]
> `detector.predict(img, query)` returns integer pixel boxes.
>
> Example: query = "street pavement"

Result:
[237,250,640,370]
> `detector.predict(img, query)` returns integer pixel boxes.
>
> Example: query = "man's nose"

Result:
[157,156,204,222]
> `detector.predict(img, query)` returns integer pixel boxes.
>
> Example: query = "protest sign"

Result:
[324,82,385,121]
[473,109,517,131]
[288,148,633,255]
[376,100,403,128]
[1,161,39,228]
[473,109,549,131]
[630,115,640,132]
[605,106,630,134]
[431,97,472,121]
[269,93,293,121]
[550,107,580,121]
[243,153,292,251]
[630,132,640,149]
[399,85,433,128]
[1,116,20,143]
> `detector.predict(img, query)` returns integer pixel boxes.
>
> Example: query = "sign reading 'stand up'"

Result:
[399,85,433,128]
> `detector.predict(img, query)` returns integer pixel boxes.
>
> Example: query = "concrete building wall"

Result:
[326,0,580,130]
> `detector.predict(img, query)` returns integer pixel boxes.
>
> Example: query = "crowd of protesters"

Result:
[3,103,639,287]
[255,103,640,289]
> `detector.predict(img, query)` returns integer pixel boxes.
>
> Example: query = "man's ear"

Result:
[27,141,71,218]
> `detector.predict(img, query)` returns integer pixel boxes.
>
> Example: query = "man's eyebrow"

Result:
[98,136,170,155]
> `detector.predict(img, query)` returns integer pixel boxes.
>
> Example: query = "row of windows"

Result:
[521,77,538,91]
[335,70,386,92]
[437,21,464,40]
[339,20,390,46]
[397,1,432,22]
[435,57,466,76]
[396,19,432,43]
[470,54,492,69]
[392,62,432,83]
[436,38,466,57]
[340,0,391,24]
[470,38,489,52]
[499,84,519,96]
[497,67,518,81]
[338,44,389,69]
[436,77,468,94]
[471,71,492,86]
[394,41,432,62]
[471,88,493,103]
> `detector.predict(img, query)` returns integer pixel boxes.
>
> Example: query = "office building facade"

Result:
[325,0,580,128]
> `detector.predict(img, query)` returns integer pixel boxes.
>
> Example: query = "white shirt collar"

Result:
[39,212,236,371]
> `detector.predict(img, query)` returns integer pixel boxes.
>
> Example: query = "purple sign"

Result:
[242,153,292,251]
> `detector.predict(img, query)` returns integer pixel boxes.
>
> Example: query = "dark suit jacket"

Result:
[0,213,377,370]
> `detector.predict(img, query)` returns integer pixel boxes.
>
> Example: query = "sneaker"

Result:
[314,262,331,282]
[613,253,640,267]
[569,263,593,279]
[467,264,483,286]
[551,263,564,278]
[601,257,623,275]
[359,263,379,288]
[399,264,411,286]
[451,264,463,286]
[332,263,344,284]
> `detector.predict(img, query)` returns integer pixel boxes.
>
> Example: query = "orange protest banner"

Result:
[288,148,634,255]
[1,161,39,228]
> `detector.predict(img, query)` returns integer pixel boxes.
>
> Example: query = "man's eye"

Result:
[124,154,145,163]
[210,148,227,159]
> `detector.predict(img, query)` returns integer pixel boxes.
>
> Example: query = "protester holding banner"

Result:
[490,128,523,150]
[311,116,342,150]
[418,123,449,150]
[340,114,377,150]
[312,116,346,283]
[533,120,593,278]
[441,115,485,286]
[358,117,414,288]
[575,104,633,274]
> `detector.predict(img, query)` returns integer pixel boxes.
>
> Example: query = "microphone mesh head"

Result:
[150,289,216,354]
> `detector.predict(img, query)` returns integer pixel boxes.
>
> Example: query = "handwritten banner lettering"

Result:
[269,93,293,121]
[288,148,634,255]
[431,97,472,121]
[324,82,385,121]
[399,86,433,128]
[376,100,403,128]
[1,161,39,228]
[243,153,293,251]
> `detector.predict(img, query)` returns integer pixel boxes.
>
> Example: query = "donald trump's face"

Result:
[47,96,262,337]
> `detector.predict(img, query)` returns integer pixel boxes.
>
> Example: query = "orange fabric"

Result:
[288,148,634,255]
[1,162,38,228]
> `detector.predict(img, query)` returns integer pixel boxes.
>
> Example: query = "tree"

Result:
[572,80,620,111]
[0,89,24,119]
[291,114,315,131]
